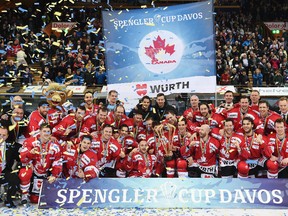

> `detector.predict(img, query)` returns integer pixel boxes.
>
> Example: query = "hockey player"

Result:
[227,96,263,134]
[19,123,62,204]
[181,124,220,178]
[83,91,99,116]
[258,100,281,135]
[27,101,49,136]
[62,135,99,181]
[264,118,288,178]
[106,105,128,129]
[115,124,138,178]
[93,124,122,177]
[80,107,109,138]
[125,140,155,178]
[52,105,86,141]
[236,117,268,178]
[218,118,250,177]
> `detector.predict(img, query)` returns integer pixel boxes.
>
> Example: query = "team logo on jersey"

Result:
[138,30,184,74]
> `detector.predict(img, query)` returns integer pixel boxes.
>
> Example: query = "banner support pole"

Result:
[215,87,218,107]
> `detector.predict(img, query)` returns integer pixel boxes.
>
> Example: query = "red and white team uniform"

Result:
[250,104,260,116]
[218,134,250,173]
[27,110,47,136]
[186,120,200,134]
[141,126,157,143]
[146,132,156,151]
[236,133,268,178]
[106,112,129,129]
[115,155,127,178]
[260,111,282,135]
[227,107,264,133]
[52,114,84,141]
[62,145,99,181]
[117,135,138,155]
[92,136,122,172]
[193,112,225,129]
[171,130,191,177]
[85,104,99,117]
[125,152,155,178]
[181,136,220,177]
[146,132,168,176]
[115,136,138,178]
[263,133,288,178]
[240,133,267,161]
[137,130,148,143]
[183,107,195,121]
[47,107,65,129]
[19,136,62,196]
[122,118,146,142]
[172,130,191,152]
[80,116,109,136]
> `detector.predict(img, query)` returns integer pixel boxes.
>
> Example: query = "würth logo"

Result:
[135,84,148,96]
[138,30,184,74]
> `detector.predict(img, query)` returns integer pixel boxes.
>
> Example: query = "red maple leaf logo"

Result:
[165,44,175,55]
[145,46,157,61]
[153,36,166,49]
[144,35,175,60]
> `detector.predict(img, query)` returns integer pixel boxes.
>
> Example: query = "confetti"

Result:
[52,42,60,47]
[11,169,19,173]
[54,11,61,17]
[16,25,28,29]
[76,196,85,206]
[9,124,17,131]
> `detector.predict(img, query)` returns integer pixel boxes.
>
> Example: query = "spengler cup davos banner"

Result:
[102,0,216,99]
[39,178,288,209]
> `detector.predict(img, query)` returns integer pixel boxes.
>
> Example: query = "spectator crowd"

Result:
[215,0,288,87]
[0,0,288,88]
[0,1,107,87]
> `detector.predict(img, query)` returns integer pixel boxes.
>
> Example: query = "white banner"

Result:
[109,76,216,101]
[253,87,288,96]
[264,22,287,30]
[24,86,86,94]
[51,22,77,30]
[216,85,236,94]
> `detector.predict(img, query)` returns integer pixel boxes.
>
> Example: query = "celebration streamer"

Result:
[107,0,113,11]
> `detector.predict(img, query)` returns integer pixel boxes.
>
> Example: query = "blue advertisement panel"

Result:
[39,178,288,209]
[102,0,216,97]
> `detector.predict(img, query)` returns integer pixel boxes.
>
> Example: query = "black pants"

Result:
[220,166,236,177]
[279,167,288,178]
[99,167,117,177]
[248,165,263,177]
[0,172,20,202]
[187,167,216,178]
